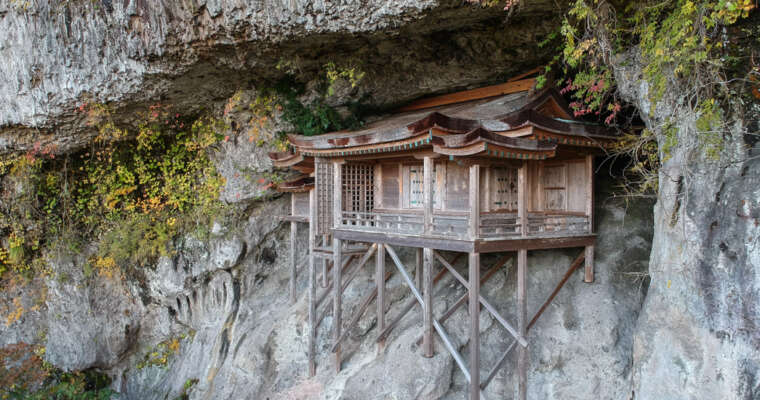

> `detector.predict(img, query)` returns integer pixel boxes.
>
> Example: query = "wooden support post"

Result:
[332,162,343,373]
[517,249,528,400]
[321,235,329,288]
[469,164,480,239]
[289,222,297,304]
[422,247,434,357]
[518,162,527,237]
[586,154,594,234]
[584,245,595,283]
[415,248,423,292]
[423,157,433,234]
[376,244,386,351]
[468,252,481,400]
[307,190,317,377]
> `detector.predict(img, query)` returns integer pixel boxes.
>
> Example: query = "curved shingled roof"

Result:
[271,81,617,166]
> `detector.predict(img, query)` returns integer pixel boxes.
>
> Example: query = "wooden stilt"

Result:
[468,252,481,400]
[423,247,434,357]
[376,244,386,351]
[517,249,528,400]
[321,235,329,288]
[307,190,317,377]
[415,248,423,294]
[289,220,297,304]
[332,162,343,373]
[584,245,595,283]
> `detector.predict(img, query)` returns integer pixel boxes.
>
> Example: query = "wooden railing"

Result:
[339,210,589,239]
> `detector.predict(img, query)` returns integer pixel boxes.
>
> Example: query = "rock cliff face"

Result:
[0,1,757,399]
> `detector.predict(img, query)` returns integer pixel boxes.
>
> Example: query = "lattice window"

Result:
[315,158,333,235]
[491,167,518,210]
[342,163,374,214]
[404,164,441,209]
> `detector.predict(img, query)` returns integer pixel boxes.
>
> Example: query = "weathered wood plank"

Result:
[424,157,433,234]
[469,252,481,400]
[517,249,528,400]
[423,247,434,357]
[290,220,297,304]
[307,189,317,377]
[469,165,480,239]
[376,244,386,350]
[584,245,595,283]
[586,154,594,233]
[518,162,527,237]
[397,78,536,112]
[332,161,343,373]
[332,229,476,252]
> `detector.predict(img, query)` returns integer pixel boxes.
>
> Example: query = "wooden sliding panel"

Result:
[381,164,400,209]
[541,163,567,211]
[566,160,587,213]
[445,161,469,211]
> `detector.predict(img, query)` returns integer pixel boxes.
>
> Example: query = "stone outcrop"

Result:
[1,1,757,399]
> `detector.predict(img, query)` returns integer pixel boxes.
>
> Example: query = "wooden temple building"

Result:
[270,76,616,400]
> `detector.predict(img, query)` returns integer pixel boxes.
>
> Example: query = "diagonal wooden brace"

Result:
[433,251,528,348]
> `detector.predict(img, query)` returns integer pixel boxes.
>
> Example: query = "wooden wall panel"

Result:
[445,161,469,211]
[381,164,399,209]
[566,160,587,212]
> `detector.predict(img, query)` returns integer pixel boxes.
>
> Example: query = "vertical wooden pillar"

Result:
[415,248,423,291]
[518,162,527,237]
[376,244,386,351]
[584,245,595,283]
[469,164,480,239]
[332,162,343,373]
[423,157,433,234]
[586,154,594,233]
[321,235,329,287]
[517,249,528,400]
[585,154,595,283]
[422,248,434,357]
[307,189,317,376]
[468,252,481,400]
[290,220,297,303]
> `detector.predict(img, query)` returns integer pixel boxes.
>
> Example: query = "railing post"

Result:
[518,162,527,237]
[423,157,433,234]
[468,164,480,239]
